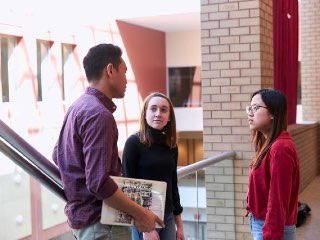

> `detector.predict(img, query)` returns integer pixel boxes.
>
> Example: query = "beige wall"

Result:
[200,0,320,239]
[300,0,320,121]
[201,0,273,239]
[166,30,202,67]
[299,0,320,187]
[299,0,320,181]
[289,123,319,193]
[178,138,204,166]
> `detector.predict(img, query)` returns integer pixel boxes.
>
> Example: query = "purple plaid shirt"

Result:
[53,87,121,229]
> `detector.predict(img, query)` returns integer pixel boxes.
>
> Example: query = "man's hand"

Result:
[104,189,164,232]
[143,230,160,240]
[133,208,164,233]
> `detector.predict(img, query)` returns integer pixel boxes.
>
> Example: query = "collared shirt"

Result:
[246,131,300,240]
[53,87,121,229]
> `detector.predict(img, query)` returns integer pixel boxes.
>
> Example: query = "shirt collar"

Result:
[85,87,117,113]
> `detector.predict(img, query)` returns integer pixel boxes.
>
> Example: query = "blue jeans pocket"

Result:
[249,214,264,240]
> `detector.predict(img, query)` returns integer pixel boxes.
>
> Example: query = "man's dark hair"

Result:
[83,43,122,82]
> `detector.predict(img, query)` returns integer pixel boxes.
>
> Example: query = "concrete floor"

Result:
[296,175,320,240]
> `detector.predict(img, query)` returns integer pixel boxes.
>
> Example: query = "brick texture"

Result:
[201,0,273,239]
[289,123,319,192]
[300,0,320,121]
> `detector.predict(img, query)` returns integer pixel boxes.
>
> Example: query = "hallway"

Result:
[296,176,320,239]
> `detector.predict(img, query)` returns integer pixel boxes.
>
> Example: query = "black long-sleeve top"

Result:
[122,129,183,215]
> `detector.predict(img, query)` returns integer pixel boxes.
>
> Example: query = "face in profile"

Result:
[145,96,171,130]
[247,94,274,135]
[109,58,127,98]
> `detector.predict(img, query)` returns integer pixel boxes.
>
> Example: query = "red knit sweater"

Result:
[246,131,300,240]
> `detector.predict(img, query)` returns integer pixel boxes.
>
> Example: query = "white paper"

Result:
[101,176,167,227]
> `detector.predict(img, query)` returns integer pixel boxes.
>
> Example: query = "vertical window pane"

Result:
[61,44,72,100]
[1,37,9,102]
[1,37,17,102]
[61,44,73,101]
[61,43,81,104]
[37,40,55,102]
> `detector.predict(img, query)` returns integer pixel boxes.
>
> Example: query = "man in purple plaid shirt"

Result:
[53,43,164,240]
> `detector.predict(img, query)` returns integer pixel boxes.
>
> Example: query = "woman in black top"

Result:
[122,92,185,240]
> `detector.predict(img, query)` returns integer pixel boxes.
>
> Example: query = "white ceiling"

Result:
[111,0,201,32]
[4,0,201,33]
[120,12,200,32]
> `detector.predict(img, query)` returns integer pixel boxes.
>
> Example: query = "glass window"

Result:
[37,40,55,102]
[0,36,17,102]
[168,67,201,107]
[61,43,82,104]
[61,44,74,100]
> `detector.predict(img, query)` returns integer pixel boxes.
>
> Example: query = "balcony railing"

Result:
[0,119,67,202]
[177,151,236,179]
[0,119,236,240]
[177,151,235,240]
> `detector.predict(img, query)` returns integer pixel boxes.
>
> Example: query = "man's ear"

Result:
[105,63,113,76]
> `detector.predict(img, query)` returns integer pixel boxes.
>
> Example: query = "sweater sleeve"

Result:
[263,144,296,240]
[121,134,140,178]
[172,147,183,215]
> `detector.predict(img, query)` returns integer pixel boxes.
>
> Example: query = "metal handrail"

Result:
[0,137,67,201]
[0,120,62,185]
[177,150,236,178]
[0,119,67,201]
[0,119,235,203]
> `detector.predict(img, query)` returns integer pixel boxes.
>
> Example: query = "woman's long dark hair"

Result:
[139,92,177,148]
[251,89,288,168]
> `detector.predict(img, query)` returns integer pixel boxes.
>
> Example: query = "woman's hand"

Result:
[175,214,185,240]
[176,227,185,240]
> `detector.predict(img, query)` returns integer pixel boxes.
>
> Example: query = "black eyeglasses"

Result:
[246,105,268,114]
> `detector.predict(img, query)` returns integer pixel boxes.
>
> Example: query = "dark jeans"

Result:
[131,212,176,240]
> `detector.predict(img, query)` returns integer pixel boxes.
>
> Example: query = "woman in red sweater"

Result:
[246,89,300,240]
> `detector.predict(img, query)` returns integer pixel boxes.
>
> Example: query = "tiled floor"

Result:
[296,175,320,240]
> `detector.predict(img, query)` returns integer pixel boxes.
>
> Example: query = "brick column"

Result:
[300,0,320,121]
[201,0,273,239]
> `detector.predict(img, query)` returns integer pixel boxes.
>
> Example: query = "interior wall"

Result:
[288,123,319,193]
[166,30,201,67]
[177,138,204,166]
[166,30,203,166]
[117,21,167,100]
